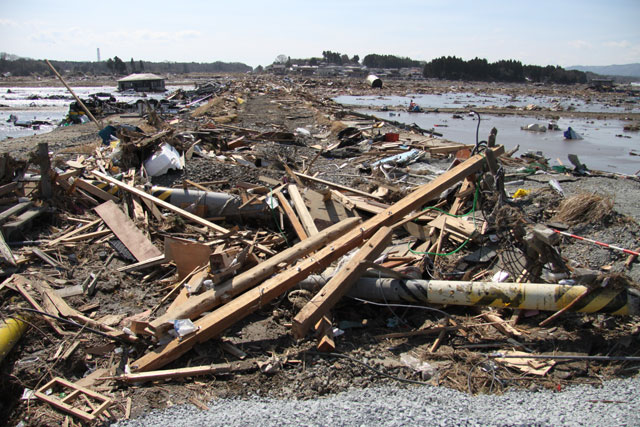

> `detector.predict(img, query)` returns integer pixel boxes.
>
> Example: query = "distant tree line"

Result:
[0,53,252,77]
[422,56,587,84]
[362,54,421,69]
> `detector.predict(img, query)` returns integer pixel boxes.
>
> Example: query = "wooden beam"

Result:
[0,182,19,197]
[117,254,167,273]
[287,184,318,237]
[294,171,384,201]
[45,60,101,130]
[275,191,308,241]
[94,200,162,263]
[60,229,112,243]
[112,363,230,383]
[148,217,360,334]
[91,171,275,256]
[72,178,119,202]
[292,226,393,339]
[13,277,66,335]
[0,230,16,266]
[130,146,504,372]
[47,219,101,247]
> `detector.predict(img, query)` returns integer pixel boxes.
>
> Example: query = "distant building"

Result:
[117,73,166,92]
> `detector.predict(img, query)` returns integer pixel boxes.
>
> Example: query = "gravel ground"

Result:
[113,377,640,427]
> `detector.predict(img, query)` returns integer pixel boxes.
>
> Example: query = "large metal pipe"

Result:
[0,317,27,363]
[151,186,267,218]
[297,276,639,316]
[366,74,383,88]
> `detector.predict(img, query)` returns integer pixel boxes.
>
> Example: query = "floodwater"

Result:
[334,93,640,114]
[335,95,640,176]
[0,85,191,141]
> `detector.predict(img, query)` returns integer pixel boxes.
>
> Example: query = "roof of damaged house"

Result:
[117,73,165,82]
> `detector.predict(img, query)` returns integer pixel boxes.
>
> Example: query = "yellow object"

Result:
[0,317,28,363]
[513,188,531,198]
[110,139,120,149]
[236,97,245,105]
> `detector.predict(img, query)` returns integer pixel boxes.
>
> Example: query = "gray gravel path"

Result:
[113,376,640,427]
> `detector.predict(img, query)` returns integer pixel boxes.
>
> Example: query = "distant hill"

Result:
[567,63,640,78]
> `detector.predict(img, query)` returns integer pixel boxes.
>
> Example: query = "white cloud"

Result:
[567,40,592,49]
[603,40,631,48]
[0,19,20,28]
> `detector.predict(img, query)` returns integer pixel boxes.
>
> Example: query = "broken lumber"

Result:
[34,377,111,423]
[92,171,275,256]
[95,200,162,262]
[131,147,503,371]
[47,219,102,247]
[275,191,308,241]
[112,363,230,383]
[287,184,319,237]
[292,226,393,339]
[293,171,384,201]
[149,217,360,334]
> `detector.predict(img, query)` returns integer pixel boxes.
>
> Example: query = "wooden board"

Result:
[94,200,162,262]
[148,217,360,334]
[164,236,212,280]
[292,226,393,339]
[287,184,319,237]
[131,146,504,372]
[275,191,307,241]
[73,179,119,202]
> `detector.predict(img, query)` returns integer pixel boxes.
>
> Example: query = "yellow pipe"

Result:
[0,317,28,363]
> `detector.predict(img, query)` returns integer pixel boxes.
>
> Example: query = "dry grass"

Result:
[553,193,613,225]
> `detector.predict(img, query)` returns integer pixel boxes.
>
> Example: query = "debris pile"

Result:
[1,75,639,425]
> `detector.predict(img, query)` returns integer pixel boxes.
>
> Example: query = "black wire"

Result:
[307,351,432,386]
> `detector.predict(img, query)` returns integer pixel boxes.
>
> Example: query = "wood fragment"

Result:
[92,171,275,256]
[94,200,162,262]
[113,363,230,383]
[117,255,167,273]
[72,178,119,202]
[148,217,360,334]
[47,219,101,247]
[292,226,393,339]
[0,230,16,266]
[287,184,318,237]
[294,171,384,200]
[13,277,66,335]
[275,190,308,241]
[34,377,112,423]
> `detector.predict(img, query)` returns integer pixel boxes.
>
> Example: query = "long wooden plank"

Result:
[292,226,393,339]
[73,178,119,202]
[92,171,275,256]
[131,146,504,371]
[287,184,318,237]
[275,191,308,241]
[294,171,384,200]
[94,200,162,262]
[13,277,66,335]
[0,230,16,266]
[148,217,360,334]
[47,219,101,247]
[113,363,230,383]
[117,254,167,273]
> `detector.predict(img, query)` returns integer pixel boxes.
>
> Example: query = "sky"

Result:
[1,0,639,68]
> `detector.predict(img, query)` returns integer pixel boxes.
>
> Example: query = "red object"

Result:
[553,229,640,256]
[384,133,399,142]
